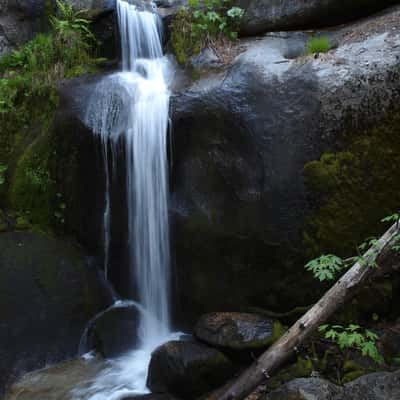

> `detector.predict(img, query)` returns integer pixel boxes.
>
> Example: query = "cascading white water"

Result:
[119,0,171,340]
[74,1,179,398]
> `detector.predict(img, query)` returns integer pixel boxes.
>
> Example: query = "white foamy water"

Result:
[75,0,177,397]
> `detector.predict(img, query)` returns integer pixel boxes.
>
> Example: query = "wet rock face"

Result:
[170,13,400,322]
[147,340,236,399]
[55,72,141,300]
[264,370,400,400]
[0,232,108,394]
[84,304,140,358]
[237,0,399,35]
[195,312,277,350]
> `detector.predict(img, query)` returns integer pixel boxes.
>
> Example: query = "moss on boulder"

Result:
[303,111,400,259]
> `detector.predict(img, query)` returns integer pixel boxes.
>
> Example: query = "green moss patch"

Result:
[303,112,400,259]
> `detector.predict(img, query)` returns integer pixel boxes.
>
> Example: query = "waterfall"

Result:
[76,1,180,398]
[118,0,171,340]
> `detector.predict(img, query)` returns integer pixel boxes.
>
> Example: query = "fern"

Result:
[319,324,383,364]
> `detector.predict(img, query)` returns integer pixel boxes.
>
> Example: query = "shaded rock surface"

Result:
[171,7,400,323]
[237,0,399,35]
[195,312,278,350]
[264,370,400,400]
[147,340,237,399]
[0,232,108,394]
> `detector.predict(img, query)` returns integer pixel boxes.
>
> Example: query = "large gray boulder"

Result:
[0,232,109,394]
[237,0,399,35]
[170,8,400,321]
[264,370,400,400]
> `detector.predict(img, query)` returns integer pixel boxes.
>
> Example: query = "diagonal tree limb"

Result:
[208,223,400,400]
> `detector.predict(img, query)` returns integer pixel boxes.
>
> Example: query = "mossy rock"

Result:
[342,360,368,383]
[303,111,400,260]
[169,8,201,65]
[8,131,56,230]
[267,356,314,391]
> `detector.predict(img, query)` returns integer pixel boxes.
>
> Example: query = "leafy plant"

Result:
[307,36,332,55]
[346,237,380,269]
[305,254,344,281]
[391,234,400,252]
[380,213,400,252]
[319,324,383,364]
[170,0,244,64]
[305,233,382,283]
[381,213,400,224]
[0,164,7,185]
[50,0,98,68]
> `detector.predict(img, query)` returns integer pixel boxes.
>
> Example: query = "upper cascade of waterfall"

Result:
[117,0,164,70]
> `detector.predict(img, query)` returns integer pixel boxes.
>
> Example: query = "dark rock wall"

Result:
[0,232,109,394]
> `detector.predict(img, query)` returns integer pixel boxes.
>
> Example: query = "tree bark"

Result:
[208,222,400,400]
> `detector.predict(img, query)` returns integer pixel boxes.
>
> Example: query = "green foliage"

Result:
[0,165,7,185]
[381,213,400,224]
[305,215,391,282]
[170,0,244,64]
[50,0,98,66]
[305,254,344,281]
[25,166,52,187]
[319,324,383,364]
[381,213,400,252]
[0,1,101,230]
[0,0,100,108]
[391,234,400,252]
[303,113,400,259]
[307,36,332,55]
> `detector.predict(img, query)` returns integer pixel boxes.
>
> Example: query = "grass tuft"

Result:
[307,36,332,55]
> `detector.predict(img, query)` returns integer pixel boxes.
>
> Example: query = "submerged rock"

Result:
[195,312,282,350]
[147,340,237,399]
[237,0,398,35]
[0,232,108,394]
[264,370,400,400]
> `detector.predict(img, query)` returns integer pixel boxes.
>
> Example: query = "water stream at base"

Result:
[73,1,179,398]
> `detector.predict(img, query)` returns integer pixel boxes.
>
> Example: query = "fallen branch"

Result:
[208,223,400,400]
